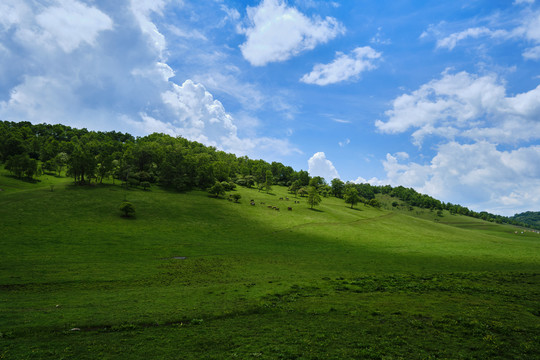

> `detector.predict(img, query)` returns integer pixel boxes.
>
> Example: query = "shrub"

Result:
[120,201,136,218]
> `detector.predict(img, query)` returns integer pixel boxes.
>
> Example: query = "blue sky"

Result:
[1,0,539,216]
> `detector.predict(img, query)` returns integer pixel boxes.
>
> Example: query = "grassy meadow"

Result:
[1,168,539,359]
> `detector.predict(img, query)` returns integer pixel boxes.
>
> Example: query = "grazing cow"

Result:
[285,197,289,201]
[275,207,280,211]
[268,205,273,208]
[260,202,265,205]
[250,201,256,206]
[279,197,283,200]
[288,207,292,211]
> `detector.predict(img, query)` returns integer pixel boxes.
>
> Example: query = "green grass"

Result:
[1,168,539,359]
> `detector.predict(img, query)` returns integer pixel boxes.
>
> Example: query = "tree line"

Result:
[1,120,536,229]
[0,120,307,191]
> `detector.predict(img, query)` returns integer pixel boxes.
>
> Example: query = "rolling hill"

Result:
[0,167,539,359]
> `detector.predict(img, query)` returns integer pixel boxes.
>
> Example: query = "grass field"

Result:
[1,168,539,359]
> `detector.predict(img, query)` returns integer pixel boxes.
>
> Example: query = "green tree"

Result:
[344,187,360,209]
[264,170,273,193]
[307,186,321,209]
[141,181,151,191]
[208,181,225,198]
[232,193,241,203]
[298,187,307,197]
[120,201,136,218]
[331,178,345,198]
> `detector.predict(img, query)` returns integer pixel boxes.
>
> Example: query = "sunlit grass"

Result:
[1,169,539,359]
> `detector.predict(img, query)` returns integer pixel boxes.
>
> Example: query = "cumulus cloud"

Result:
[378,143,540,216]
[375,70,540,145]
[300,46,381,85]
[0,1,300,162]
[308,152,340,182]
[130,0,168,59]
[159,79,301,158]
[239,0,344,66]
[0,0,113,53]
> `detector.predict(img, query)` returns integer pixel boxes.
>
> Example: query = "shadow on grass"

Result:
[5,174,41,184]
[308,208,324,213]
[347,207,363,211]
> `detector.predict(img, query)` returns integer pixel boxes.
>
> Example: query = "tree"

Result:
[5,154,37,179]
[307,186,321,209]
[232,193,241,203]
[120,201,136,218]
[344,187,360,209]
[309,176,326,189]
[331,178,345,198]
[264,169,273,193]
[208,181,225,198]
[141,181,151,191]
[298,187,307,197]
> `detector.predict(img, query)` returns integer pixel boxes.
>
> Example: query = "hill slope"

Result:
[1,169,539,359]
[511,211,540,229]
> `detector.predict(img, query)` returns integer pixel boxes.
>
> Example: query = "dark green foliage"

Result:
[119,201,135,217]
[511,211,540,229]
[5,153,37,179]
[307,186,321,209]
[368,198,381,208]
[344,187,360,209]
[141,181,151,191]
[331,178,345,198]
[208,181,225,198]
[231,193,241,203]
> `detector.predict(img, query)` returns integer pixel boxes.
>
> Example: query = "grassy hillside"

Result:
[1,168,539,359]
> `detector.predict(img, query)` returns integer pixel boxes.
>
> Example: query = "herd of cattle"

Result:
[228,195,298,211]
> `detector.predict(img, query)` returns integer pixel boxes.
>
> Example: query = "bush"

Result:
[120,201,136,218]
[141,181,151,191]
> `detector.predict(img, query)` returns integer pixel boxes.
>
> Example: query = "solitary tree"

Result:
[344,187,360,209]
[307,186,321,209]
[120,201,136,218]
[232,193,241,203]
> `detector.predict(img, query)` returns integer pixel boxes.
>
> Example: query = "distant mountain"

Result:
[510,212,540,229]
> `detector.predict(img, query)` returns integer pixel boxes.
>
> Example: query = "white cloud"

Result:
[370,27,391,45]
[338,138,350,147]
[192,71,266,110]
[160,79,301,158]
[426,8,540,60]
[378,142,540,216]
[35,0,113,52]
[300,46,381,85]
[435,27,508,50]
[308,152,340,182]
[130,0,168,59]
[375,70,540,145]
[0,0,113,53]
[523,45,540,59]
[239,0,344,66]
[514,0,535,4]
